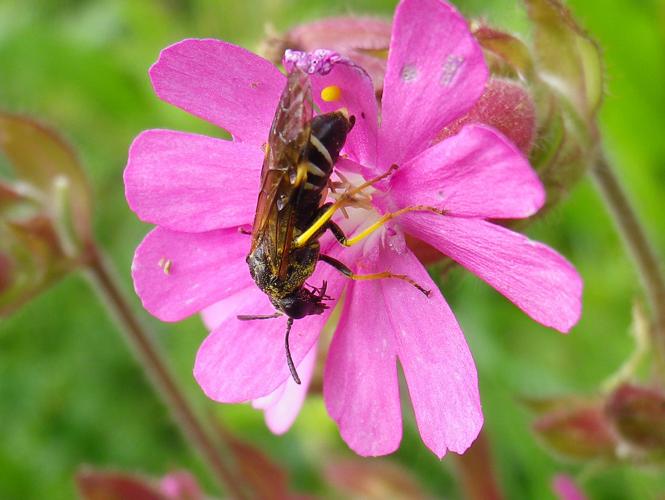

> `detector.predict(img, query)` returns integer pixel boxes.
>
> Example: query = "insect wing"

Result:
[250,69,313,277]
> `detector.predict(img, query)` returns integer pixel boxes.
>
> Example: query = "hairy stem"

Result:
[85,244,250,499]
[591,153,665,373]
[454,429,503,500]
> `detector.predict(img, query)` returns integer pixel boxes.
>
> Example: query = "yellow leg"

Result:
[294,164,399,248]
[349,271,431,296]
[338,205,445,247]
[319,254,431,296]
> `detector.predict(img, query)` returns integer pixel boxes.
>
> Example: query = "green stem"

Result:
[85,243,251,499]
[591,153,665,374]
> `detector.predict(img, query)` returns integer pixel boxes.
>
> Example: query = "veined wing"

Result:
[250,68,313,277]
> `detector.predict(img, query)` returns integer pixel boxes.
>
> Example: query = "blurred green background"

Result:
[1,0,664,498]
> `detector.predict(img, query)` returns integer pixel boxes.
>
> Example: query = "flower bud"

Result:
[472,24,535,80]
[475,0,603,213]
[524,0,602,211]
[436,78,536,155]
[76,468,164,500]
[605,383,665,451]
[0,113,92,316]
[76,467,204,500]
[529,396,617,461]
[325,459,428,499]
[523,0,603,123]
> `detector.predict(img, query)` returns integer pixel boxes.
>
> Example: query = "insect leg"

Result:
[237,312,282,320]
[284,318,301,384]
[318,254,431,297]
[294,164,400,248]
[237,313,302,384]
[327,205,446,248]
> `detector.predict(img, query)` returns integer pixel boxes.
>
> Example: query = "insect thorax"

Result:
[246,241,320,300]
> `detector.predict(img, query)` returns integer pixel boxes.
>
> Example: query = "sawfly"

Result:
[240,67,434,384]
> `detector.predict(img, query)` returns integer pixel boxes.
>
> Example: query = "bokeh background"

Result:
[1,0,664,498]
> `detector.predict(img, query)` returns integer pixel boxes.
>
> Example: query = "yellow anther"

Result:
[321,85,342,102]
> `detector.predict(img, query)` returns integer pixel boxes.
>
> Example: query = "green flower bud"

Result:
[0,113,92,316]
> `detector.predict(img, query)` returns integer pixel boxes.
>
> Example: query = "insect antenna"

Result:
[237,312,282,320]
[285,317,301,385]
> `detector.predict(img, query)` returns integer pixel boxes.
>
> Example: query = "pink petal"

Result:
[379,242,482,458]
[262,346,317,435]
[402,214,583,332]
[124,129,263,232]
[324,279,402,456]
[150,39,284,144]
[335,156,365,174]
[194,264,344,402]
[131,227,252,322]
[200,286,264,331]
[251,379,287,411]
[211,304,316,433]
[387,124,544,219]
[552,474,587,500]
[308,59,378,167]
[379,0,488,166]
[159,471,203,500]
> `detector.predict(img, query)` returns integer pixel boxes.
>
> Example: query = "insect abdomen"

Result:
[296,111,354,228]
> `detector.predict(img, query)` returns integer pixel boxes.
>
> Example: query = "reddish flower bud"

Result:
[325,459,429,499]
[606,383,665,451]
[436,78,536,155]
[76,468,164,500]
[474,1,604,215]
[76,467,205,500]
[530,397,617,461]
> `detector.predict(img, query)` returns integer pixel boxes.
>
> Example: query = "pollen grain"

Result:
[321,85,342,102]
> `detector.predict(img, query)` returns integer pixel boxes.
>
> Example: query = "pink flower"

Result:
[125,0,582,457]
[552,474,587,500]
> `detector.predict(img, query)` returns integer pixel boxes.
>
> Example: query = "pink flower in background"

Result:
[125,0,582,457]
[552,474,587,500]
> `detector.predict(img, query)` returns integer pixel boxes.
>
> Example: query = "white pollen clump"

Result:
[400,64,418,82]
[440,55,464,86]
